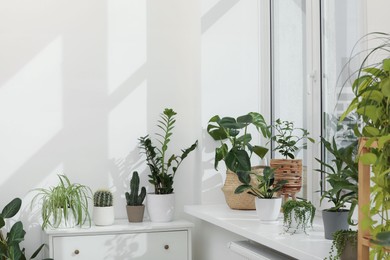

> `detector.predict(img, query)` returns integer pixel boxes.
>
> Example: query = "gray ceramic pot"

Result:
[126,205,145,223]
[322,209,349,239]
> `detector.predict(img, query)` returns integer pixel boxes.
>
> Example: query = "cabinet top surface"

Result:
[43,219,193,236]
[184,204,332,260]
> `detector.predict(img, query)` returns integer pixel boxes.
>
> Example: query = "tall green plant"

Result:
[0,198,51,260]
[339,32,390,259]
[31,175,92,230]
[207,112,270,174]
[125,171,146,206]
[139,108,198,194]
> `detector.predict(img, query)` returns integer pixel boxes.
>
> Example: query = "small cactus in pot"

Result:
[125,171,146,222]
[93,189,115,226]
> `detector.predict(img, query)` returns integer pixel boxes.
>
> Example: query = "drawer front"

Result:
[52,231,188,260]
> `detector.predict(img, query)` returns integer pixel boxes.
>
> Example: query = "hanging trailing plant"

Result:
[325,229,357,260]
[282,199,315,234]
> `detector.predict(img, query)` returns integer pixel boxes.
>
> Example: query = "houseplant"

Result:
[207,112,270,209]
[139,108,197,222]
[0,198,51,260]
[31,174,92,229]
[315,137,358,239]
[125,171,146,222]
[235,166,287,221]
[93,190,114,226]
[269,119,314,199]
[326,229,357,260]
[338,33,390,259]
[282,199,315,234]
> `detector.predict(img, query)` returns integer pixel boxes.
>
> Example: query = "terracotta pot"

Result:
[270,159,302,199]
[221,166,264,210]
[126,205,145,223]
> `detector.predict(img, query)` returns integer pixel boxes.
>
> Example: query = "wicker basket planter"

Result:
[222,166,264,210]
[270,159,302,199]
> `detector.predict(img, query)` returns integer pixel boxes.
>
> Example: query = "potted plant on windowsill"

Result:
[93,190,114,226]
[326,229,357,260]
[315,137,358,240]
[1,198,52,260]
[269,119,314,199]
[235,166,287,221]
[125,171,146,223]
[282,199,315,234]
[139,108,197,222]
[31,174,92,229]
[207,112,270,209]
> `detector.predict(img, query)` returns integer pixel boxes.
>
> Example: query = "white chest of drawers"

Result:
[42,219,193,260]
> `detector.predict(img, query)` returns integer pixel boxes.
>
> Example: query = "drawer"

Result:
[52,230,188,260]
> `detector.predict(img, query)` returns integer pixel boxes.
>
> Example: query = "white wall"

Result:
[366,0,390,34]
[0,0,201,256]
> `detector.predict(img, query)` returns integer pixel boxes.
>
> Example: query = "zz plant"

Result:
[235,166,287,199]
[139,108,198,194]
[31,175,92,229]
[282,199,315,234]
[207,112,270,174]
[125,171,146,206]
[0,198,51,260]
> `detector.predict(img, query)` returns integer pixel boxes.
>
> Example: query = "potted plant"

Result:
[282,199,315,234]
[139,108,197,222]
[31,174,92,229]
[326,229,357,260]
[0,198,52,260]
[315,137,358,239]
[125,171,146,222]
[269,119,314,199]
[339,33,390,258]
[207,112,270,209]
[93,189,114,226]
[235,167,287,221]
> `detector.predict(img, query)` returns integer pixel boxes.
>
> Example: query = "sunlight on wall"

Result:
[108,0,147,95]
[0,37,63,185]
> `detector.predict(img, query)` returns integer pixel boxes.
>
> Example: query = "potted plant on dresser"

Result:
[139,108,197,222]
[315,137,358,239]
[125,171,146,222]
[93,189,114,226]
[31,174,92,229]
[235,166,287,221]
[269,119,314,200]
[207,112,270,209]
[282,199,315,234]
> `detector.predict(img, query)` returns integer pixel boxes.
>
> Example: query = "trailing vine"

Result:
[282,199,315,234]
[325,229,357,260]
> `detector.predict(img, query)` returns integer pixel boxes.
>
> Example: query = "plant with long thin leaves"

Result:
[139,108,198,194]
[31,175,92,230]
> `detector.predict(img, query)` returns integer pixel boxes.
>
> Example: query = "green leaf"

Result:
[363,67,383,76]
[0,217,4,229]
[219,117,240,129]
[7,221,25,244]
[236,171,251,185]
[378,135,390,149]
[30,244,45,259]
[340,98,358,121]
[380,77,390,97]
[236,134,252,144]
[237,114,253,125]
[357,105,379,122]
[383,58,390,72]
[359,153,377,165]
[361,90,384,103]
[363,126,380,136]
[252,145,268,159]
[234,185,251,194]
[225,149,251,172]
[2,198,21,218]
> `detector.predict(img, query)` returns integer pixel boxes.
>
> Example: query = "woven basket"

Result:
[270,159,302,199]
[221,166,264,210]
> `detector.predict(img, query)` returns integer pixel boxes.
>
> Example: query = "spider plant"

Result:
[31,175,92,230]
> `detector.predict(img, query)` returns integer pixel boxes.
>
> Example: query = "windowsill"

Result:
[184,204,332,260]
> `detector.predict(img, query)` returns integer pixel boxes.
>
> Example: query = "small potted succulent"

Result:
[93,190,114,226]
[125,171,146,222]
[282,199,315,234]
[235,166,287,221]
[139,108,197,222]
[326,229,357,260]
[315,137,358,239]
[31,174,92,229]
[1,198,51,260]
[269,119,314,199]
[207,112,270,209]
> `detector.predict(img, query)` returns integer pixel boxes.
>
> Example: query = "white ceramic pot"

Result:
[93,206,115,226]
[255,197,282,221]
[52,208,76,229]
[147,193,175,222]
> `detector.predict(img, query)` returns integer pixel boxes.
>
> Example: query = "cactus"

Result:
[125,171,146,206]
[94,190,113,207]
